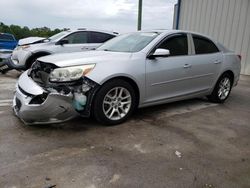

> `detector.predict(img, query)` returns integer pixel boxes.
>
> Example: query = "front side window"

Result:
[89,32,115,43]
[193,35,219,54]
[63,32,88,44]
[97,32,159,53]
[157,34,188,56]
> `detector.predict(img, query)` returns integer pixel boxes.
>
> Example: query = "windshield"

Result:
[0,34,14,41]
[97,32,159,53]
[48,31,70,41]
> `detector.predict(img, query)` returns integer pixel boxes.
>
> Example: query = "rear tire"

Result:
[93,79,136,125]
[207,73,233,103]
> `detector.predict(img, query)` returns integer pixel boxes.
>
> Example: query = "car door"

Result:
[185,34,223,93]
[88,31,115,50]
[54,31,89,53]
[145,33,194,103]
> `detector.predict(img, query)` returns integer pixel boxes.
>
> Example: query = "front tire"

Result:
[207,73,233,103]
[93,79,136,125]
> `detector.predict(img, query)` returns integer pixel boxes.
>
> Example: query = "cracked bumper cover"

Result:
[13,71,79,124]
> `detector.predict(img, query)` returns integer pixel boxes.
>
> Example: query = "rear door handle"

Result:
[214,60,222,64]
[81,47,89,50]
[183,64,192,68]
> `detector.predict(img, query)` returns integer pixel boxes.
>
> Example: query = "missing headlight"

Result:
[29,93,48,104]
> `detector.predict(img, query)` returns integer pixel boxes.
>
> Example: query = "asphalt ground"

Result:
[0,71,249,188]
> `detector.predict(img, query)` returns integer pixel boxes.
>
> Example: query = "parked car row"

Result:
[11,29,241,125]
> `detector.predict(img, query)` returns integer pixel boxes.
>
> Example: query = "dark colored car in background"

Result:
[0,33,17,50]
[0,33,18,62]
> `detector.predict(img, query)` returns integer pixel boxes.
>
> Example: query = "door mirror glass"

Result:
[56,39,69,45]
[152,48,170,57]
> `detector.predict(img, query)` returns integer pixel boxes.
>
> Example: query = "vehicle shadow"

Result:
[134,97,211,118]
[27,97,213,131]
[27,116,101,131]
[1,70,22,79]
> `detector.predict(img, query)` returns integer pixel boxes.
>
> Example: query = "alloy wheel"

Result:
[218,77,231,100]
[102,87,132,121]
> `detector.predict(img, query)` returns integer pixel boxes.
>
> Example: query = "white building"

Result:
[174,0,250,75]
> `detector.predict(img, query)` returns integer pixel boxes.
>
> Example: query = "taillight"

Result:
[237,55,242,61]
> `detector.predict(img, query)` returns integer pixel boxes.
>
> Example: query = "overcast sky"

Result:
[0,0,177,33]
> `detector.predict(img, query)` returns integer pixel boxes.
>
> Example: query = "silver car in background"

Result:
[13,30,241,125]
[10,29,117,70]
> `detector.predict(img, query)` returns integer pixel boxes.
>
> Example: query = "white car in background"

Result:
[10,29,118,70]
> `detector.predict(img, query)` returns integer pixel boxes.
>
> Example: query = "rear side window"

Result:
[157,34,188,56]
[193,35,219,54]
[0,34,14,41]
[64,32,88,44]
[89,32,115,43]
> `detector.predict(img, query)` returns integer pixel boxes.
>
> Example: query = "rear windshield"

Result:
[0,34,15,41]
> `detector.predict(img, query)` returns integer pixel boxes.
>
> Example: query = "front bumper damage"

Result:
[13,67,99,125]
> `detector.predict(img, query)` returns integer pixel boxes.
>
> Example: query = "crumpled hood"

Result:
[18,37,46,46]
[38,50,132,67]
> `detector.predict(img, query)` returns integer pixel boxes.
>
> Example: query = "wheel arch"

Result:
[98,76,140,108]
[25,51,51,68]
[210,69,235,95]
[208,69,235,103]
[220,70,235,83]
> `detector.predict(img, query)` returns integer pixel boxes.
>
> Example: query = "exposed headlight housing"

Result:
[49,64,95,82]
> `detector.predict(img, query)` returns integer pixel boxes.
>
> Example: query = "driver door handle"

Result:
[183,64,192,68]
[214,60,222,64]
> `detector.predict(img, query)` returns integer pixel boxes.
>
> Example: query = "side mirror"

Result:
[149,48,170,59]
[56,39,69,45]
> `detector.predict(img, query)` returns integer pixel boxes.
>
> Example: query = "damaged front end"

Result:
[13,60,99,125]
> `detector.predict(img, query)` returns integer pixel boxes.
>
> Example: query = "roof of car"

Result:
[68,28,118,35]
[136,29,216,42]
[142,29,206,35]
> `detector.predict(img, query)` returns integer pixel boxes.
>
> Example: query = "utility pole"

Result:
[137,0,142,30]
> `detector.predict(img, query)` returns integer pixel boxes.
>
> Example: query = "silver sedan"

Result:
[13,30,241,125]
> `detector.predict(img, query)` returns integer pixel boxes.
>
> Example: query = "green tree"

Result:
[0,22,63,40]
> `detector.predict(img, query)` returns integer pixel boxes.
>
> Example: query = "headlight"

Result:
[21,45,30,49]
[49,64,95,82]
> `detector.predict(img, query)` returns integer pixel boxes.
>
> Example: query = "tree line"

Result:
[0,22,66,40]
